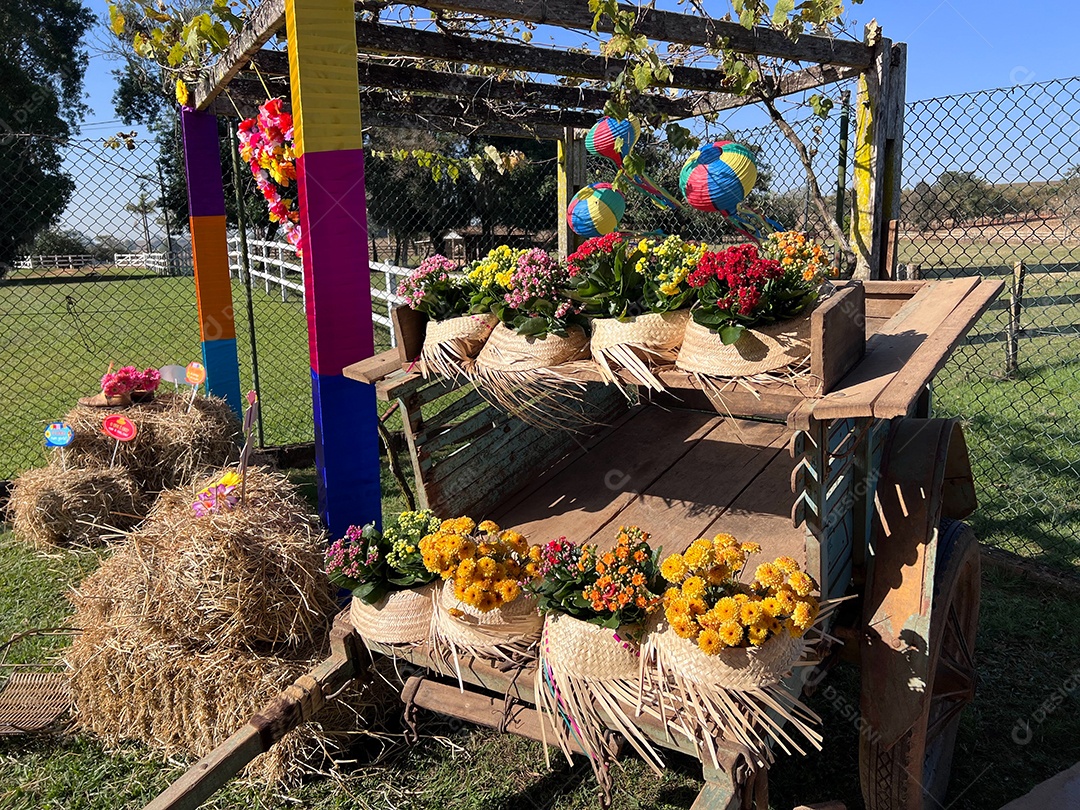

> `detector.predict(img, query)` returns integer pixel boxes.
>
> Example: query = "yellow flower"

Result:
[718,620,744,647]
[765,615,784,635]
[476,557,498,578]
[792,599,817,630]
[456,558,477,582]
[775,588,797,614]
[478,520,500,534]
[660,553,688,583]
[457,538,476,559]
[475,591,498,612]
[218,471,242,488]
[739,601,763,625]
[774,556,800,574]
[747,625,770,647]
[494,579,520,604]
[754,562,785,589]
[686,597,708,616]
[670,615,698,639]
[712,597,739,623]
[786,617,807,638]
[740,541,761,555]
[463,582,485,606]
[788,571,815,597]
[712,533,737,550]
[720,546,746,568]
[684,538,714,569]
[698,628,724,655]
[698,607,724,630]
[760,597,782,618]
[705,565,729,585]
[681,576,707,599]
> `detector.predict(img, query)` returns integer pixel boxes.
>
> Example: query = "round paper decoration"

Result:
[44,423,74,448]
[101,414,138,442]
[585,118,640,166]
[159,364,187,385]
[681,141,758,213]
[185,361,207,386]
[567,183,626,237]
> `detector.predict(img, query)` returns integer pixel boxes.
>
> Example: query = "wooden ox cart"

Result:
[146,276,1000,810]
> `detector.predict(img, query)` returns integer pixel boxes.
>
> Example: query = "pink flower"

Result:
[137,367,161,392]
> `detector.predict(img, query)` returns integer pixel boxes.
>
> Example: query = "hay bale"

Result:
[59,392,240,493]
[127,466,336,651]
[5,465,143,549]
[65,620,368,784]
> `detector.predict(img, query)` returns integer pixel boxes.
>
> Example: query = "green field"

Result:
[0,267,394,480]
[3,494,1079,809]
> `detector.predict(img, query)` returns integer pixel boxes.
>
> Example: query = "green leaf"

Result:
[719,324,745,345]
[772,0,795,26]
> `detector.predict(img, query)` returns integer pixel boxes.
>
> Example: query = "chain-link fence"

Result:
[900,78,1080,570]
[3,79,1079,571]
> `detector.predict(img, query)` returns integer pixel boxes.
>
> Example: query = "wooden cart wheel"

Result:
[860,519,980,810]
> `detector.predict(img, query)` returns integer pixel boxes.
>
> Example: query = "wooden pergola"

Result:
[180,0,905,534]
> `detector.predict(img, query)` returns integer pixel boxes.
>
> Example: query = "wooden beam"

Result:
[355,22,740,93]
[252,49,692,117]
[408,0,874,67]
[193,0,286,110]
[690,63,863,117]
[557,127,587,260]
[359,90,599,130]
[850,26,888,280]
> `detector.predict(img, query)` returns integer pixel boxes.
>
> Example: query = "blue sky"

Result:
[66,1,1078,240]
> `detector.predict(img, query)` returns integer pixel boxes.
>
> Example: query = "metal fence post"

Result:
[1005,260,1026,376]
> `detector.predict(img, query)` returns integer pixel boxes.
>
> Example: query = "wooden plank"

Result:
[418,407,500,458]
[812,283,865,394]
[422,389,488,432]
[807,278,980,422]
[193,0,285,110]
[409,0,874,67]
[863,280,926,297]
[692,63,863,116]
[494,407,720,542]
[407,677,595,757]
[865,294,911,321]
[252,49,692,117]
[702,449,808,575]
[342,349,401,384]
[872,279,1004,418]
[392,305,426,367]
[600,419,790,549]
[353,22,846,94]
[359,90,600,130]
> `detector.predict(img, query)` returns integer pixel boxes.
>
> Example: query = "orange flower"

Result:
[602,551,616,566]
[633,549,646,562]
[631,572,646,586]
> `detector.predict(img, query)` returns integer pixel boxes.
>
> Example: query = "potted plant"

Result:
[419,516,543,663]
[677,233,829,377]
[642,533,823,768]
[570,234,702,390]
[528,528,667,788]
[325,509,442,646]
[397,255,495,379]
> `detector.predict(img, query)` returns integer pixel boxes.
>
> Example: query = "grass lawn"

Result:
[0,268,394,480]
[3,500,1079,809]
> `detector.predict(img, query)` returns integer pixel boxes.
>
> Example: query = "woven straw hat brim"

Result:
[474,324,590,373]
[542,613,641,681]
[590,311,689,391]
[350,583,437,645]
[651,620,805,690]
[434,579,543,650]
[676,312,812,376]
[420,314,497,379]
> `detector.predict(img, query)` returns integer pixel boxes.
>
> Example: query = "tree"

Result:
[31,227,108,260]
[124,186,157,252]
[0,0,94,266]
[932,170,999,226]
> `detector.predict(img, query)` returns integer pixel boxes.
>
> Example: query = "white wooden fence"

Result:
[13,254,99,270]
[114,252,168,274]
[226,236,409,346]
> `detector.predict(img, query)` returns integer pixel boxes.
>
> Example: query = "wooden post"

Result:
[179,107,242,415]
[557,126,587,261]
[1006,260,1026,375]
[850,27,906,280]
[285,0,382,535]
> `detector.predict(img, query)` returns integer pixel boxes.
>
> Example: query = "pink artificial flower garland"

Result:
[237,99,302,256]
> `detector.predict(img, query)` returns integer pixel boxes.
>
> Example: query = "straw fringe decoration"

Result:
[536,614,664,798]
[420,314,498,380]
[676,313,812,378]
[350,584,438,648]
[430,580,543,680]
[469,324,594,430]
[589,311,689,394]
[640,603,840,771]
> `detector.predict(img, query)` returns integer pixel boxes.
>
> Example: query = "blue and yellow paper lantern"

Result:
[681,141,758,213]
[567,183,626,237]
[585,118,640,166]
